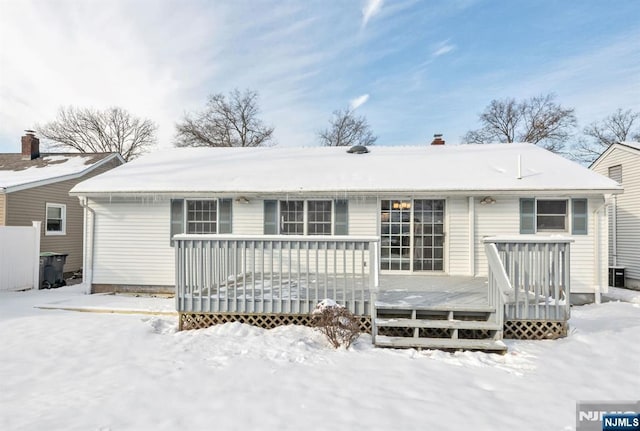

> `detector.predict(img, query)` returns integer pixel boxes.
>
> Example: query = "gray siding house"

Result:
[0,132,124,274]
[591,142,640,289]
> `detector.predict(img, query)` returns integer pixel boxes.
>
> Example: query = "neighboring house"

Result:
[71,141,620,299]
[0,131,125,276]
[591,142,640,289]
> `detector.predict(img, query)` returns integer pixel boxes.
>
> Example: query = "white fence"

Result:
[0,222,41,291]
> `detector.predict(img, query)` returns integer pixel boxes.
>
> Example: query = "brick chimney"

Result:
[21,130,40,160]
[430,134,445,146]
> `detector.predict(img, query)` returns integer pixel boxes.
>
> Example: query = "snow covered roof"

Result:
[70,143,622,196]
[0,153,123,193]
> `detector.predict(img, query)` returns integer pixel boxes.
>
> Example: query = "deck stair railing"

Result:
[174,235,379,315]
[484,236,573,322]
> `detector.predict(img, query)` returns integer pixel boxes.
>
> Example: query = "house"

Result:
[590,142,640,289]
[70,140,621,350]
[0,131,125,278]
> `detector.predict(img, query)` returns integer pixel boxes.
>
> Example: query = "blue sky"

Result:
[0,0,639,153]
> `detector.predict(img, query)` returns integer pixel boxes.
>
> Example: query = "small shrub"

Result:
[312,299,361,349]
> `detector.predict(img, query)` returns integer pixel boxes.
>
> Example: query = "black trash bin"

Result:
[39,252,68,289]
[608,266,625,288]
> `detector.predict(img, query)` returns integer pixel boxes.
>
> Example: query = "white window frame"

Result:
[277,200,334,236]
[378,197,447,273]
[536,199,568,232]
[185,199,218,234]
[45,203,66,236]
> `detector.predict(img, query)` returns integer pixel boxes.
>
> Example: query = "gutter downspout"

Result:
[612,195,618,266]
[468,196,475,276]
[79,197,95,294]
[593,199,608,304]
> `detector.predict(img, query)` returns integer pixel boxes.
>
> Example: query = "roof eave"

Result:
[70,187,623,198]
[2,153,123,194]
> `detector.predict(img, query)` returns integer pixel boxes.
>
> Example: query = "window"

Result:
[264,200,348,235]
[520,198,587,235]
[608,165,622,184]
[45,203,66,235]
[187,200,217,233]
[170,199,232,240]
[307,201,332,235]
[280,200,304,235]
[536,200,567,231]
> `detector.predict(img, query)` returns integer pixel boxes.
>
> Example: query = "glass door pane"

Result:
[380,200,411,270]
[413,199,445,271]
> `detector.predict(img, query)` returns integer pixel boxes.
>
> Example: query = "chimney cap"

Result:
[430,133,445,145]
[24,129,36,135]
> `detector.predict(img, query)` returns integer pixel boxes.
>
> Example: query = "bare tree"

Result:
[36,106,157,161]
[572,109,640,164]
[175,89,274,147]
[318,108,377,147]
[462,94,577,153]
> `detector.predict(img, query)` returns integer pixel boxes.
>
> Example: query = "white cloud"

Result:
[350,94,370,110]
[362,0,384,28]
[432,40,456,57]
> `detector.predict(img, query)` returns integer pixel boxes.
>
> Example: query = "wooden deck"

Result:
[376,275,489,309]
[174,236,572,349]
[373,275,505,353]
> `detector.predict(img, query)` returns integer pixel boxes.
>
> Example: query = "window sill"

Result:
[45,232,66,236]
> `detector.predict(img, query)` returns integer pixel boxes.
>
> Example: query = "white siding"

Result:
[91,198,174,286]
[570,197,607,293]
[348,197,377,236]
[474,197,520,275]
[447,197,470,275]
[86,194,608,293]
[472,196,607,294]
[592,146,640,285]
[233,200,264,235]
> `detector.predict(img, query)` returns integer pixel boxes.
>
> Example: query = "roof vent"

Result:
[347,145,369,154]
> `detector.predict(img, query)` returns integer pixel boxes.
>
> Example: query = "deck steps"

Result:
[375,318,501,331]
[373,304,505,352]
[374,336,507,353]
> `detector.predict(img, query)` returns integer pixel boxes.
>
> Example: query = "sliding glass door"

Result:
[380,199,445,272]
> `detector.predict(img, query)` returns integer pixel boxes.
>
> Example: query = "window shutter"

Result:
[520,198,535,234]
[219,199,232,233]
[264,200,278,234]
[334,200,348,235]
[572,199,588,235]
[170,199,184,244]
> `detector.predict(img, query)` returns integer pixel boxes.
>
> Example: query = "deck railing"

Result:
[484,236,572,321]
[174,235,379,315]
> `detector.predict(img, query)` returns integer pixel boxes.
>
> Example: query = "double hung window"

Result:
[45,203,66,235]
[264,200,348,235]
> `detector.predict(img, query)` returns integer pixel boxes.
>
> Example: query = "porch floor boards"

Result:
[376,275,489,309]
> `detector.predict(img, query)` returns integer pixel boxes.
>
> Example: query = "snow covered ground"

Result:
[1,285,638,431]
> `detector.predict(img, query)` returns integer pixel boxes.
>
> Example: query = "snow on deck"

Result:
[70,143,622,194]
